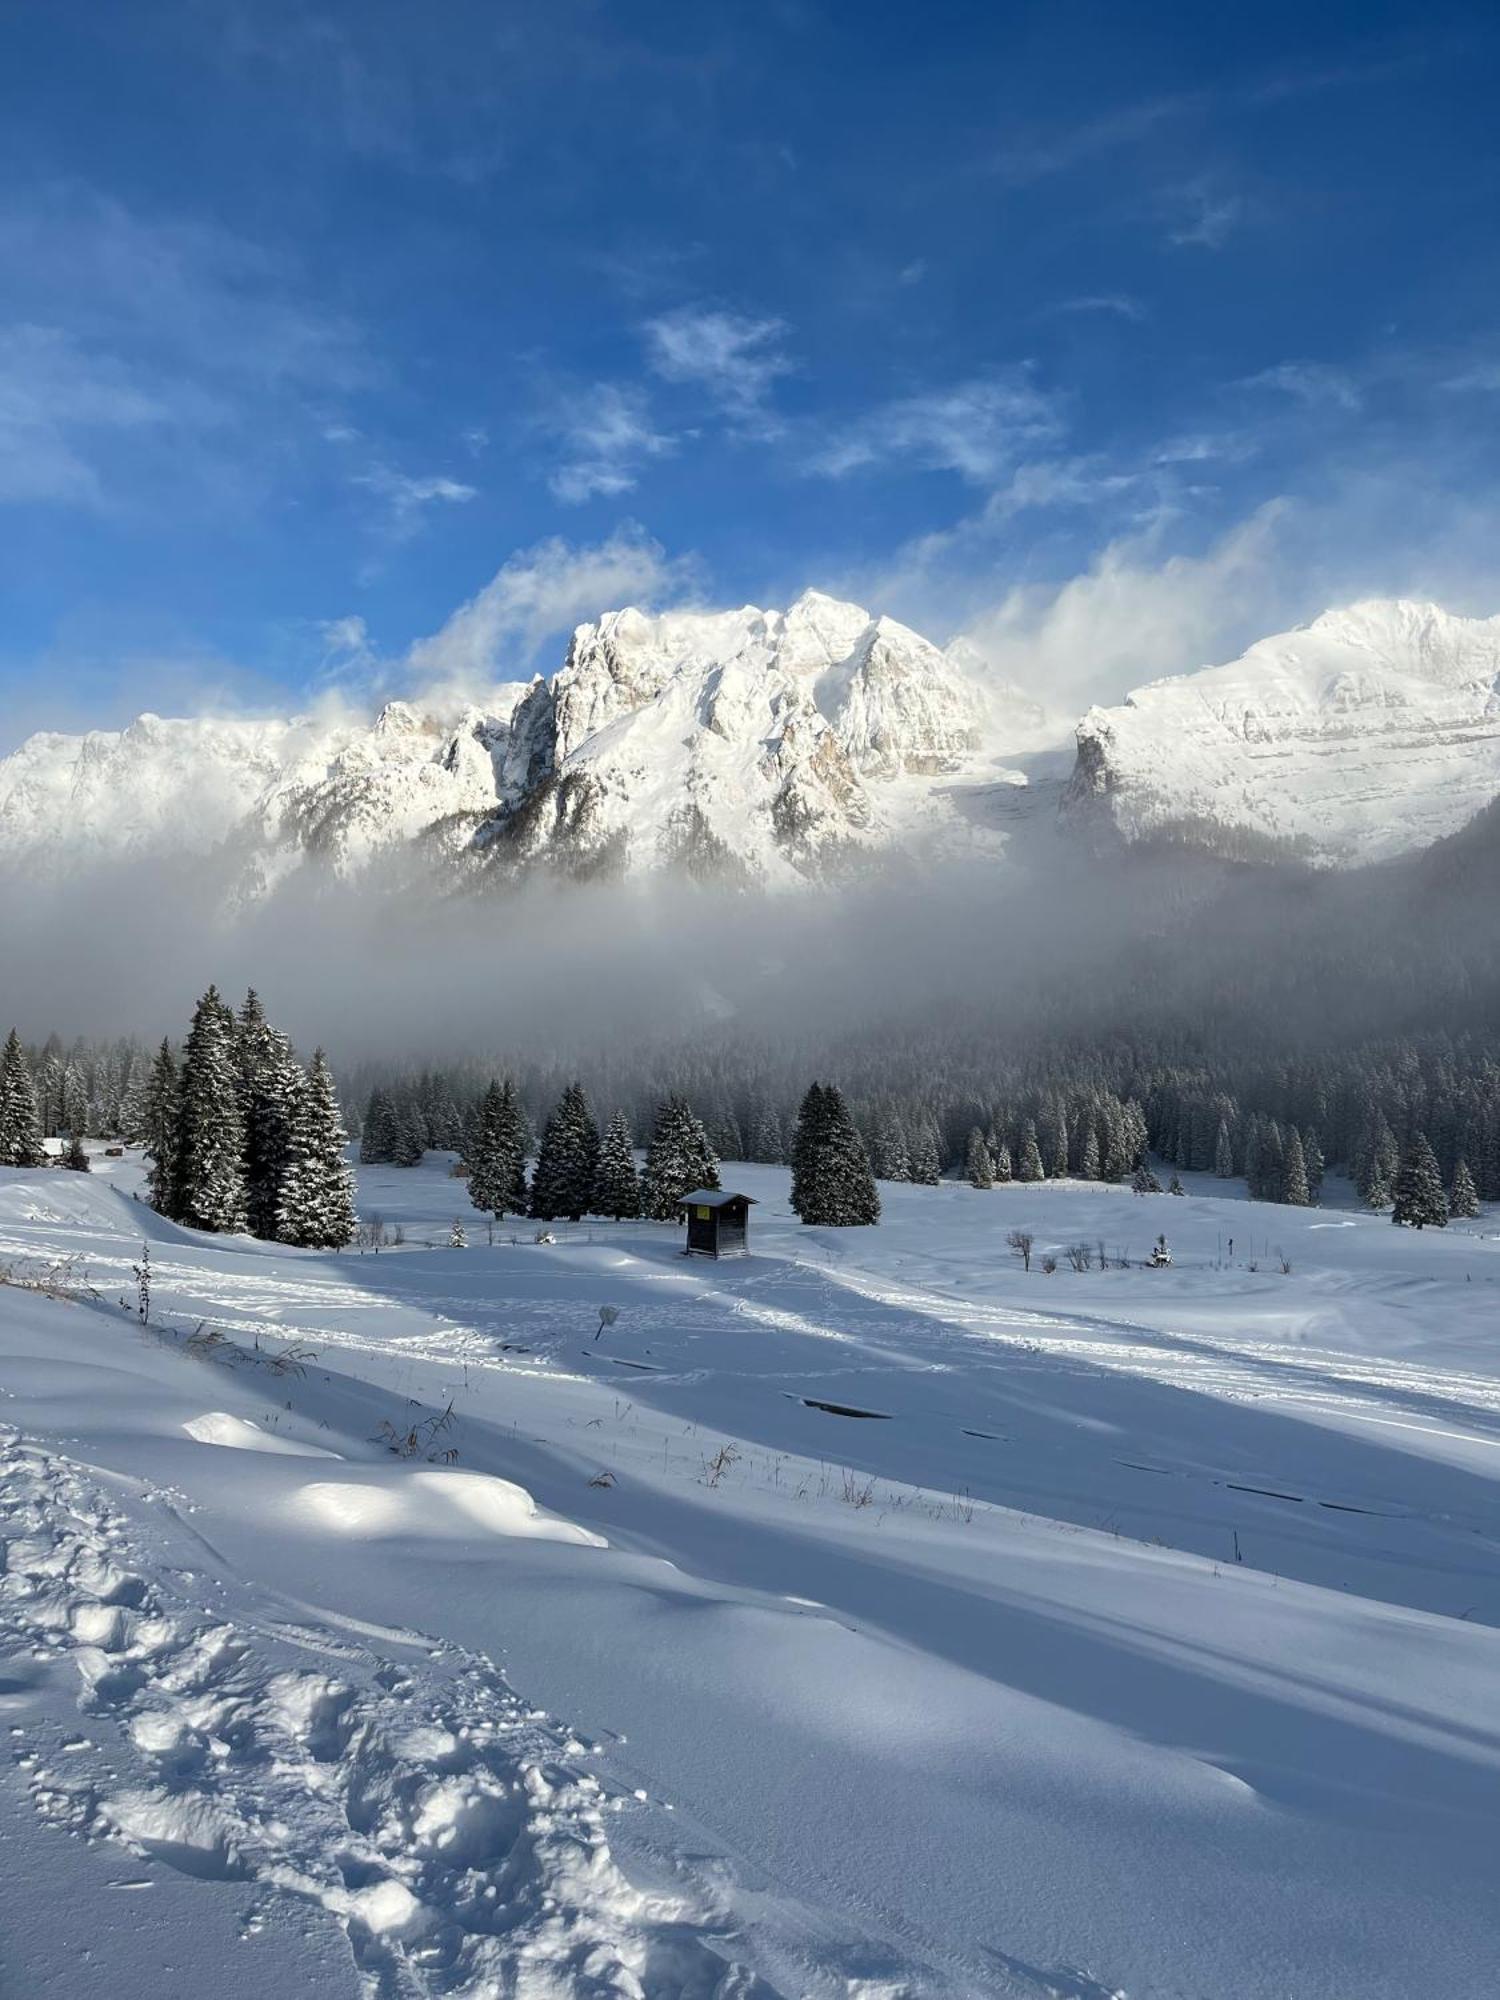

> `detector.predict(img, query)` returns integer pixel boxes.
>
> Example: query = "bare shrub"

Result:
[1006,1229,1034,1272]
[1065,1242,1093,1272]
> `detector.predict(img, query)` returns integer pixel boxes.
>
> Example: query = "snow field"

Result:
[1,1153,1499,1996]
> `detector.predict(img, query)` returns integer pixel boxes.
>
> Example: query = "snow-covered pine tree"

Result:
[1078,1122,1101,1181]
[640,1095,720,1221]
[173,987,248,1235]
[1303,1128,1325,1204]
[1282,1127,1310,1207]
[389,1104,428,1168]
[467,1079,530,1220]
[1214,1118,1234,1179]
[1450,1157,1481,1219]
[529,1082,601,1222]
[747,1101,786,1164]
[237,996,304,1241]
[1131,1161,1161,1194]
[35,1053,64,1138]
[1168,1171,1185,1195]
[143,1038,180,1215]
[907,1117,942,1186]
[63,1133,89,1172]
[790,1082,880,1226]
[61,1061,88,1139]
[0,1031,45,1168]
[275,1050,357,1249]
[868,1109,912,1182]
[595,1111,642,1219]
[965,1127,995,1189]
[992,1138,1013,1182]
[360,1089,399,1164]
[1391,1132,1448,1229]
[1016,1120,1044,1183]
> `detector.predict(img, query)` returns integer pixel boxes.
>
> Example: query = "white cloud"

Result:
[405,526,699,698]
[353,463,478,539]
[643,307,792,422]
[1241,361,1362,412]
[956,505,1287,709]
[544,383,675,504]
[811,375,1063,483]
[1054,293,1148,323]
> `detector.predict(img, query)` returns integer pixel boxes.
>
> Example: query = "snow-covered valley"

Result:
[2,1155,1498,1997]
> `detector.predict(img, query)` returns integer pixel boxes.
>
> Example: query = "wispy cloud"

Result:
[992,97,1190,187]
[404,526,701,699]
[1240,361,1362,412]
[643,306,792,426]
[1052,293,1148,323]
[810,374,1063,483]
[0,324,184,505]
[542,383,675,504]
[0,185,371,512]
[353,463,478,540]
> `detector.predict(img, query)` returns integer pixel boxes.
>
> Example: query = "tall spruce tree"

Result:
[641,1095,720,1220]
[1214,1118,1234,1179]
[360,1089,399,1164]
[276,1051,357,1249]
[529,1082,601,1222]
[1392,1132,1448,1229]
[0,1031,45,1168]
[143,1039,181,1216]
[1282,1127,1310,1207]
[1016,1120,1044,1183]
[1450,1157,1481,1219]
[595,1111,642,1219]
[467,1079,530,1220]
[964,1127,995,1189]
[238,996,303,1240]
[790,1083,880,1226]
[173,987,248,1235]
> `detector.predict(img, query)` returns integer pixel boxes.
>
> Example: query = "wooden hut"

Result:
[678,1189,757,1258]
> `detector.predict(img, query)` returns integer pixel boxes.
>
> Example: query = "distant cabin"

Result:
[678,1189,757,1258]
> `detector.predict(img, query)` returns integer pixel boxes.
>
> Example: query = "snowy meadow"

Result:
[2,1147,1497,1998]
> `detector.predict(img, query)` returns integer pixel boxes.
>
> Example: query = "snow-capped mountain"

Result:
[0,592,1010,895]
[1064,600,1500,862]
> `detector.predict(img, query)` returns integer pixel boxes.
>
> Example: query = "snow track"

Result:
[0,1425,767,1999]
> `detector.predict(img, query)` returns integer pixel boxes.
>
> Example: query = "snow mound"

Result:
[182,1412,341,1458]
[290,1470,608,1547]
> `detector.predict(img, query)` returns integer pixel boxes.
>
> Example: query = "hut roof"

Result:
[676,1189,758,1208]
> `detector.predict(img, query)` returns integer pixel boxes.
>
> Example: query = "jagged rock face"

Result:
[1064,601,1500,862]
[0,592,995,894]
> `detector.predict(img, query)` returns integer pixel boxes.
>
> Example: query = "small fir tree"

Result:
[790,1083,880,1226]
[1214,1118,1234,1179]
[595,1111,642,1219]
[276,1050,357,1249]
[0,1030,46,1168]
[143,1039,180,1216]
[1016,1120,1045,1183]
[964,1127,995,1189]
[1450,1157,1481,1219]
[467,1079,530,1220]
[641,1095,720,1221]
[360,1089,399,1164]
[1282,1127,1310,1207]
[173,988,248,1235]
[63,1133,90,1172]
[1391,1133,1448,1230]
[529,1082,601,1222]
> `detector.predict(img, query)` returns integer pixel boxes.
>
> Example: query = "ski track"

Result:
[0,1424,770,2000]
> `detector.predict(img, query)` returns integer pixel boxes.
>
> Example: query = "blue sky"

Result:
[4,0,1500,740]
